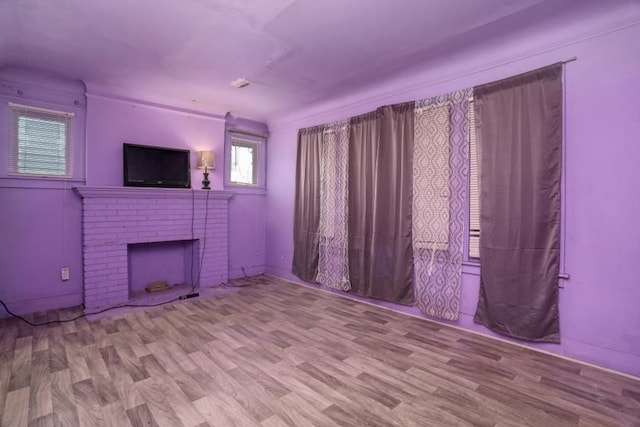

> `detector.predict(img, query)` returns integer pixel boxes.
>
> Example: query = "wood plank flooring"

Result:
[1,275,639,426]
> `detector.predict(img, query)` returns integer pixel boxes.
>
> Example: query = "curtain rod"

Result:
[464,56,577,86]
[415,57,578,113]
[473,56,577,90]
[228,128,269,139]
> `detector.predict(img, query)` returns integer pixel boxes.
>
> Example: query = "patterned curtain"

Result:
[413,89,471,320]
[316,121,351,290]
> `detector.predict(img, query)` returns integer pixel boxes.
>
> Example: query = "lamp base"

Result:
[201,170,211,190]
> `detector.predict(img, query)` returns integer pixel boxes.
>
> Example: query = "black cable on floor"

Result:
[0,296,182,327]
[221,282,252,288]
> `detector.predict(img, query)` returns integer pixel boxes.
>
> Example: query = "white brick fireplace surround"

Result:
[75,186,234,311]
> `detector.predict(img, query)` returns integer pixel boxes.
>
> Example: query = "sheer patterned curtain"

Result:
[413,89,471,320]
[316,120,351,290]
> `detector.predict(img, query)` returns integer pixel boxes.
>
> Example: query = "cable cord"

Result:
[196,189,211,289]
[190,188,211,294]
[219,269,267,288]
[0,296,182,327]
[190,189,196,293]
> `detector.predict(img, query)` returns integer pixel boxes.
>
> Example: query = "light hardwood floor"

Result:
[1,275,639,426]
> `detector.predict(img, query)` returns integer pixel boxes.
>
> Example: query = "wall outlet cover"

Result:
[61,267,70,281]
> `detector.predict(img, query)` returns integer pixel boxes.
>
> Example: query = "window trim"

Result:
[8,102,74,179]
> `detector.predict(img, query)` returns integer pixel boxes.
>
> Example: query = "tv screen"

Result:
[123,143,191,188]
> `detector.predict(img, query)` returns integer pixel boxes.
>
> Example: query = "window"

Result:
[229,137,261,186]
[8,103,73,178]
[468,100,480,259]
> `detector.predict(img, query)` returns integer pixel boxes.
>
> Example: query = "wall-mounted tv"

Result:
[123,143,191,188]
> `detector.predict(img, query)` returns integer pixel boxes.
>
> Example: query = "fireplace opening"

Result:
[127,239,199,298]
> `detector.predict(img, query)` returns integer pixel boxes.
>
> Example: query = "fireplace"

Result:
[127,239,198,297]
[75,186,234,310]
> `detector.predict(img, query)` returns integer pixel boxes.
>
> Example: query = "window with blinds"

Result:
[8,103,73,178]
[468,100,480,259]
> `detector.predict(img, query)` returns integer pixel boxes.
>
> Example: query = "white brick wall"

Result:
[75,187,233,310]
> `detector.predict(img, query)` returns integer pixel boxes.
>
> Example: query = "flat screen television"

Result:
[123,143,191,188]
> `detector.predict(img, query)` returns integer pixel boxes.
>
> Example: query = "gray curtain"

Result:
[348,102,415,305]
[473,65,563,343]
[292,126,323,282]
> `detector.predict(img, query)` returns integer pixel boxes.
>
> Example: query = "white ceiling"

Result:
[0,0,623,121]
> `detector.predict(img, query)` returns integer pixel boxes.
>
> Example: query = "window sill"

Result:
[223,185,266,196]
[0,176,85,190]
[462,261,481,276]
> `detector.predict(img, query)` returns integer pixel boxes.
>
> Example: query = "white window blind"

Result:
[468,100,480,258]
[8,103,73,178]
[230,138,259,185]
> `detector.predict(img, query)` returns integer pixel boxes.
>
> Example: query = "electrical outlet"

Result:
[61,267,70,281]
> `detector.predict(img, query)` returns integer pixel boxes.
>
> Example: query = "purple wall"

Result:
[0,187,84,314]
[265,7,640,376]
[0,74,267,316]
[85,95,225,188]
[0,69,87,315]
[228,193,267,279]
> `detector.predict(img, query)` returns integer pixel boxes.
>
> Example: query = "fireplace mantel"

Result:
[74,186,234,200]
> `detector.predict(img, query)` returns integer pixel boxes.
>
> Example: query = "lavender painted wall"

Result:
[0,188,84,314]
[0,69,87,316]
[0,74,267,316]
[85,95,225,188]
[265,7,640,375]
[228,194,267,279]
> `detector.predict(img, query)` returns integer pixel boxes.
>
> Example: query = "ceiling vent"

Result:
[230,78,250,89]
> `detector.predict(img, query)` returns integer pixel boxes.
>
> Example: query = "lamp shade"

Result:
[197,150,215,169]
